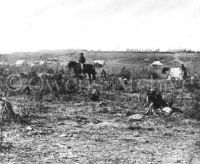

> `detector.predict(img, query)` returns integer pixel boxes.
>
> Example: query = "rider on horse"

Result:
[79,53,86,75]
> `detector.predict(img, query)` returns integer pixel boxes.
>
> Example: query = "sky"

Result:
[0,0,199,53]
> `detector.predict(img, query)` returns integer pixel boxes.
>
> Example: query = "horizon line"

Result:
[1,48,200,55]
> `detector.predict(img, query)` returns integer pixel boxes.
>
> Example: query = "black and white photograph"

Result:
[0,0,200,163]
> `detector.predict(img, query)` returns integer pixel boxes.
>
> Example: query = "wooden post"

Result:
[0,104,4,149]
[180,86,184,107]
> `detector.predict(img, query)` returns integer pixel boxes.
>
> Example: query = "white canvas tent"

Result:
[15,60,27,66]
[94,60,105,66]
[60,61,69,66]
[39,61,46,65]
[151,61,163,66]
[28,62,35,67]
[0,62,7,65]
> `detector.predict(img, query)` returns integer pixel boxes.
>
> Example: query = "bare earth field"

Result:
[0,93,200,164]
[0,50,200,163]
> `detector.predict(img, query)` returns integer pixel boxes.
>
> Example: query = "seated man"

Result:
[145,88,167,116]
[147,89,167,109]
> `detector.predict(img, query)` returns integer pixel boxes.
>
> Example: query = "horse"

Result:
[68,61,96,82]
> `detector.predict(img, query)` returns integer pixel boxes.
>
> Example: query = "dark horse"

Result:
[68,61,96,82]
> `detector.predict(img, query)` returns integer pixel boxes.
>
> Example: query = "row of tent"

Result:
[14,60,68,67]
[1,59,160,67]
[0,60,60,67]
[0,59,106,67]
[0,57,163,67]
[14,59,106,67]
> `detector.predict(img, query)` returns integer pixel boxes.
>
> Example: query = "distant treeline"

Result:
[126,49,200,53]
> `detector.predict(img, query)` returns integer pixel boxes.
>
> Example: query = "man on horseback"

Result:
[79,53,86,75]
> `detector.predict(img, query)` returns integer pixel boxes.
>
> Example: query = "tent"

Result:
[15,60,27,66]
[39,61,46,65]
[0,62,7,65]
[28,62,35,67]
[60,61,69,66]
[94,60,105,66]
[151,61,163,66]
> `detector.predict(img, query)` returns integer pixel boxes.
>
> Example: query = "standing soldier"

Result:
[79,53,86,75]
[101,69,107,81]
[181,64,187,80]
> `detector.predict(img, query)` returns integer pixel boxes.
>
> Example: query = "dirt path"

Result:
[174,53,185,65]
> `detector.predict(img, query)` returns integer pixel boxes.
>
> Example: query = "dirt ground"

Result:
[0,50,200,163]
[0,94,200,164]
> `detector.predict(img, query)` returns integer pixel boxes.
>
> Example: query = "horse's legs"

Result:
[93,73,96,80]
[88,73,92,83]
